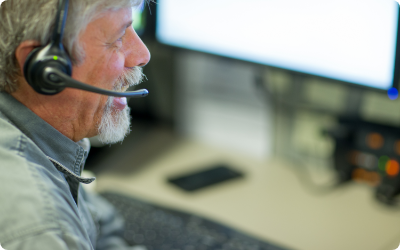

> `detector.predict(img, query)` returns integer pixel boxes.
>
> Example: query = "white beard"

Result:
[96,67,145,144]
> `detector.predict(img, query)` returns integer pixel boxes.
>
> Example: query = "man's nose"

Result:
[125,29,151,67]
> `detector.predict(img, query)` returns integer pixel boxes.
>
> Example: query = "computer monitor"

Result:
[156,0,400,91]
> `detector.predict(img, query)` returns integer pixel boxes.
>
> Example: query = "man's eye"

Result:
[117,33,126,42]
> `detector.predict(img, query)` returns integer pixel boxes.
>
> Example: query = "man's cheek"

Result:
[109,52,126,73]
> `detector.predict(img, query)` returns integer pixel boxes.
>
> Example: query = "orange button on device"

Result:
[386,160,400,177]
[367,133,384,150]
[395,140,400,155]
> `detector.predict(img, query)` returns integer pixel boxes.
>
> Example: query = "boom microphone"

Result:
[44,67,148,98]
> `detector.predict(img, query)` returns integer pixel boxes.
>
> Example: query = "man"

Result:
[0,0,150,249]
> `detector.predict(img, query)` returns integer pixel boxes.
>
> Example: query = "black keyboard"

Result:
[101,192,293,250]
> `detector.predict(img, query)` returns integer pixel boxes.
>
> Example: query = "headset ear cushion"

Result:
[23,47,42,84]
[22,43,73,95]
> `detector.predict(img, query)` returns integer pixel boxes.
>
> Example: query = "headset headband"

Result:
[53,0,68,46]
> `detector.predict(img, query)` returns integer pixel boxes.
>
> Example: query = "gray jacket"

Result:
[0,92,131,250]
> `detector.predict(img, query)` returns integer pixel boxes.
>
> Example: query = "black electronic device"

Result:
[23,0,148,98]
[168,164,244,192]
[326,118,400,205]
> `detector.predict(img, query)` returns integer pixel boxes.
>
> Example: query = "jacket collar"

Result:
[0,92,89,176]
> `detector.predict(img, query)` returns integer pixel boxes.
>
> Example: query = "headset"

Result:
[23,0,149,98]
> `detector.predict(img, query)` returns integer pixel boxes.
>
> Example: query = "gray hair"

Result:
[0,0,143,93]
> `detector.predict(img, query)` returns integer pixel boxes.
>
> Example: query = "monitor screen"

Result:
[156,0,400,90]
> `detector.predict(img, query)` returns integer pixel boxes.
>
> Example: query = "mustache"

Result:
[114,66,146,92]
[104,67,146,110]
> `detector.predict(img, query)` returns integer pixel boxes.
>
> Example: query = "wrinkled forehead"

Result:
[83,8,133,41]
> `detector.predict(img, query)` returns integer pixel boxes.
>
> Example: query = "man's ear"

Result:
[15,40,41,75]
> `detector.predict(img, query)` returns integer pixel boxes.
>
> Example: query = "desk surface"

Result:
[94,131,400,250]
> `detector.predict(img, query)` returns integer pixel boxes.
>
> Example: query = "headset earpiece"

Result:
[24,42,72,95]
[23,0,71,95]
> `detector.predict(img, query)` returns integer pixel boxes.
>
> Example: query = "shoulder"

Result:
[0,111,59,187]
[0,114,89,247]
[0,115,57,243]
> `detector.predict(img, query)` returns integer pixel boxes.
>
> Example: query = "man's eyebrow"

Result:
[114,21,133,36]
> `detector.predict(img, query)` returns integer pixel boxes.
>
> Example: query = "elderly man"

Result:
[0,0,150,249]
